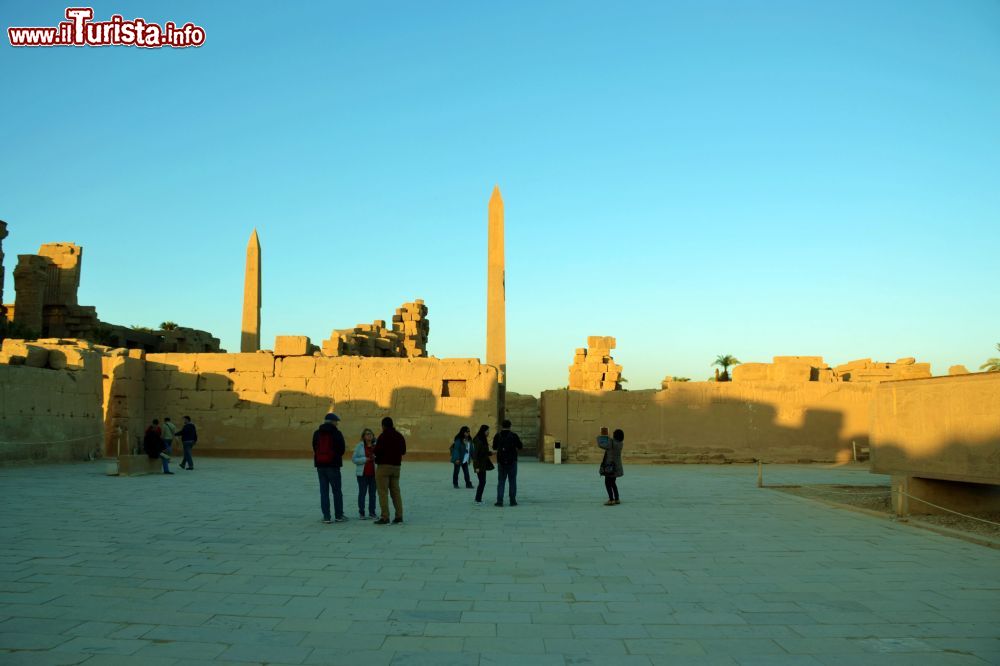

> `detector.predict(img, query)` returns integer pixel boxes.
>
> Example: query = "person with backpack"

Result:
[470,424,494,505]
[450,426,474,489]
[143,419,172,475]
[492,419,523,506]
[312,413,347,524]
[351,427,378,520]
[176,415,198,470]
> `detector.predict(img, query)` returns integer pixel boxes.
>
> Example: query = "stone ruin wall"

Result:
[568,336,623,391]
[541,381,877,465]
[0,339,105,463]
[504,391,540,452]
[733,355,932,383]
[4,240,220,353]
[142,351,499,459]
[322,300,429,358]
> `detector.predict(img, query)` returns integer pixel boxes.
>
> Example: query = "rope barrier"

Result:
[789,485,893,498]
[895,491,1000,527]
[0,433,103,446]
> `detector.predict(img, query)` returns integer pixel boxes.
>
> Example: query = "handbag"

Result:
[599,460,616,476]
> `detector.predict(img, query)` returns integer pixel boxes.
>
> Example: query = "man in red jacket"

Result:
[372,416,406,525]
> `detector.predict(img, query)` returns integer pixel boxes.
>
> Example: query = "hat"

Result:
[324,413,340,422]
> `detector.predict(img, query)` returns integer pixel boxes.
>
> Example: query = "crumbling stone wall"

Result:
[733,356,931,383]
[568,336,622,390]
[322,300,430,358]
[0,339,105,463]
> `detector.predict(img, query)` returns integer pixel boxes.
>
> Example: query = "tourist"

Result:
[598,428,625,505]
[471,424,493,504]
[492,419,524,506]
[312,413,347,524]
[372,416,406,525]
[176,415,198,470]
[450,426,474,489]
[161,416,177,464]
[143,418,172,474]
[351,427,378,520]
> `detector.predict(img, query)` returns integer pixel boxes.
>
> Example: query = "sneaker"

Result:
[322,518,332,524]
[334,516,348,523]
[392,517,403,524]
[510,499,518,506]
[373,518,390,525]
[604,500,615,506]
[359,514,368,520]
[369,514,378,519]
[475,500,483,505]
[494,502,503,507]
[163,471,174,475]
[612,500,621,505]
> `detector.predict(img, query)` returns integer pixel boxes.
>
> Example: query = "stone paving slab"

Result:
[0,459,997,664]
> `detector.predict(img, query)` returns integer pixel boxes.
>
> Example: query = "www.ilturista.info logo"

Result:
[8,7,206,48]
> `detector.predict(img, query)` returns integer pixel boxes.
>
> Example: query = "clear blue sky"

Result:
[2,1,998,395]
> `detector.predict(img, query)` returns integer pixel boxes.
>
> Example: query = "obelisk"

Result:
[487,186,506,386]
[240,229,261,352]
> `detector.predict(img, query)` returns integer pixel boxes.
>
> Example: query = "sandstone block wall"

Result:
[505,391,539,451]
[871,372,1000,485]
[102,350,147,456]
[568,336,622,391]
[0,340,104,463]
[143,352,499,458]
[540,381,875,464]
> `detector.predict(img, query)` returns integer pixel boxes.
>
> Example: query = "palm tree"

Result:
[713,354,741,381]
[980,343,1000,373]
[160,321,179,331]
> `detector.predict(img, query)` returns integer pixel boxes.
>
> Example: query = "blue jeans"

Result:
[181,441,194,469]
[318,467,344,520]
[497,462,517,502]
[160,441,172,473]
[357,475,376,516]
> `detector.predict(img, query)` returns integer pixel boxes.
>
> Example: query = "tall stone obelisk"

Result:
[240,229,261,353]
[487,186,506,387]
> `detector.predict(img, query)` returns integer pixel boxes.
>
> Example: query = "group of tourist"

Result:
[312,413,625,522]
[312,414,405,525]
[143,416,198,473]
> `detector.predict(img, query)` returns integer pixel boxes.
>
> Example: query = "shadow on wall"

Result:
[131,367,501,461]
[539,386,874,465]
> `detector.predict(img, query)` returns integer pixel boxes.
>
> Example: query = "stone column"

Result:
[13,255,50,335]
[240,229,261,352]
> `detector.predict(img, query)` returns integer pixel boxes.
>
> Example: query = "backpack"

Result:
[315,430,335,465]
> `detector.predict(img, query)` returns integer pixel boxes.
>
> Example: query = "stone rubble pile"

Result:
[568,336,622,391]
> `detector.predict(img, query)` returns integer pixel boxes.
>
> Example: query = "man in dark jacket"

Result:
[372,416,406,525]
[177,415,198,471]
[312,413,347,524]
[492,419,523,506]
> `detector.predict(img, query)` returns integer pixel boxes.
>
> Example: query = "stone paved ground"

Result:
[0,459,998,665]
